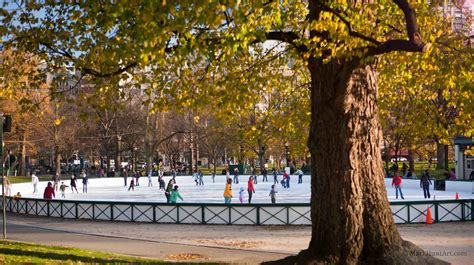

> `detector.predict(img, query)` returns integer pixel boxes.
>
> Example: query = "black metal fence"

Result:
[2,197,472,225]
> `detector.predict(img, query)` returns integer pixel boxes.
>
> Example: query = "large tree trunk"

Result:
[408,149,415,172]
[19,132,27,176]
[268,61,445,264]
[436,142,445,169]
[55,151,61,176]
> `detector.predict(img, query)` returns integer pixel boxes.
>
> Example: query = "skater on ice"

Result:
[224,178,233,204]
[170,185,183,204]
[60,182,69,198]
[248,176,255,203]
[70,174,79,193]
[391,171,404,200]
[32,172,39,194]
[239,187,245,203]
[269,185,277,204]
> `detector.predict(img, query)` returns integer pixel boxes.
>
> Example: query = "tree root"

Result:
[262,241,449,265]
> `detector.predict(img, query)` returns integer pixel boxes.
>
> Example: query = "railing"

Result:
[1,197,472,225]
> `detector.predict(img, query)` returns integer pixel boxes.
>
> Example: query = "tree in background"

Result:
[1,1,460,263]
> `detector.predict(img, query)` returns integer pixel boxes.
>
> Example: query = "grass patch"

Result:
[0,240,166,264]
[0,240,222,264]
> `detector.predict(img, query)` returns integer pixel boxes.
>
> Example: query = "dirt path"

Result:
[2,214,472,264]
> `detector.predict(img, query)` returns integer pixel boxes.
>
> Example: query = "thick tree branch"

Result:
[368,0,424,56]
[265,31,308,53]
[82,62,138,78]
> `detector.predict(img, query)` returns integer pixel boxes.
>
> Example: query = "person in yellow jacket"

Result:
[223,178,233,204]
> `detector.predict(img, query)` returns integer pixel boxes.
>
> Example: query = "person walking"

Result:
[122,168,128,187]
[391,172,404,199]
[198,170,204,186]
[81,171,88,193]
[223,178,233,204]
[233,168,239,184]
[170,185,183,204]
[70,174,78,193]
[43,182,55,200]
[59,182,68,198]
[239,187,245,204]
[269,185,277,204]
[128,178,135,191]
[282,172,289,188]
[135,171,141,186]
[401,163,408,177]
[52,174,60,191]
[247,176,255,203]
[4,177,11,196]
[295,169,303,184]
[420,171,432,199]
[212,171,216,183]
[147,170,153,187]
[32,173,39,194]
[262,167,268,182]
[193,170,199,186]
[285,171,291,188]
[272,168,279,185]
[252,168,257,184]
[165,179,175,203]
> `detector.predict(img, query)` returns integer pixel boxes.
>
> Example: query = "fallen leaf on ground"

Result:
[165,253,209,260]
[197,239,263,248]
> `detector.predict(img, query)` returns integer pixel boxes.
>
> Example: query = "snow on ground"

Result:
[10,175,473,203]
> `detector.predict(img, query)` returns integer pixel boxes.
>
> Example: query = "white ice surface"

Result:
[9,175,473,203]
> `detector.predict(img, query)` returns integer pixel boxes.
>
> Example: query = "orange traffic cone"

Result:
[426,208,433,224]
[455,192,459,200]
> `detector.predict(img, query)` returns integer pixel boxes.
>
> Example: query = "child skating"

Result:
[170,185,183,204]
[269,185,277,204]
[59,182,69,198]
[128,178,135,191]
[239,187,245,203]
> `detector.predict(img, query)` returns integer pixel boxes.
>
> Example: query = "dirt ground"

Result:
[4,214,473,264]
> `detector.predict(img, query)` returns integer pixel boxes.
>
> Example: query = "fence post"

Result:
[256,206,260,225]
[131,204,134,222]
[201,206,205,224]
[176,205,180,224]
[461,201,465,221]
[434,202,439,222]
[471,200,474,221]
[75,203,78,219]
[406,204,410,224]
[287,206,290,225]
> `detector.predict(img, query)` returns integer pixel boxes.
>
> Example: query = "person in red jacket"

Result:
[247,176,255,203]
[391,172,404,200]
[43,182,55,200]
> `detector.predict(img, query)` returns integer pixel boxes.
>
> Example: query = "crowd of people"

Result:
[2,161,461,204]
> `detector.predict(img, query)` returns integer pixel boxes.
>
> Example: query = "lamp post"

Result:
[1,114,6,239]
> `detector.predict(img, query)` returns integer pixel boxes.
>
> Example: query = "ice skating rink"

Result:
[11,175,473,203]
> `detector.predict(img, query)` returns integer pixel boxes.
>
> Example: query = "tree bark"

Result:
[266,60,446,264]
[408,149,415,172]
[55,151,61,176]
[436,142,445,169]
[19,132,27,176]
